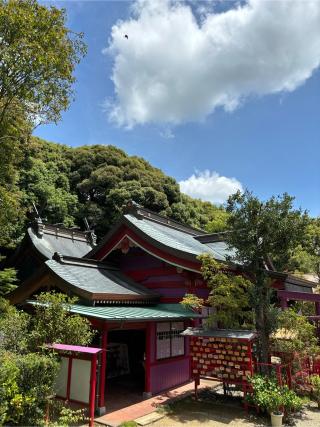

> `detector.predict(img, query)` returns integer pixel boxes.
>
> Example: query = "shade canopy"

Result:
[47,343,102,354]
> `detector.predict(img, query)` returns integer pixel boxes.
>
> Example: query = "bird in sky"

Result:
[124,34,128,39]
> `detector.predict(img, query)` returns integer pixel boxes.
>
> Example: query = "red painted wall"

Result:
[148,322,191,394]
[117,248,209,302]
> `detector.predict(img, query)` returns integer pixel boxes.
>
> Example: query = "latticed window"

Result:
[156,321,185,359]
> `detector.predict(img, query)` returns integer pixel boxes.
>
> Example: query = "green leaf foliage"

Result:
[0,300,30,353]
[0,351,59,426]
[0,0,86,127]
[288,217,320,281]
[0,292,95,425]
[180,293,204,310]
[226,191,309,272]
[226,191,309,362]
[10,137,228,242]
[0,0,86,248]
[272,309,319,357]
[45,405,86,427]
[198,254,254,329]
[0,266,17,296]
[29,292,95,348]
[0,108,27,247]
[247,375,304,415]
[310,374,320,407]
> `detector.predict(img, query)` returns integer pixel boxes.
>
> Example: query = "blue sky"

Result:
[35,1,320,216]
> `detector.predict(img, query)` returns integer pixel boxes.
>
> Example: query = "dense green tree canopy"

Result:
[198,254,253,328]
[226,191,309,362]
[9,137,227,243]
[288,217,320,281]
[0,0,86,127]
[0,0,86,249]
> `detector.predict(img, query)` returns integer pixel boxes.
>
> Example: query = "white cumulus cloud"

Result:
[105,0,320,128]
[179,170,243,204]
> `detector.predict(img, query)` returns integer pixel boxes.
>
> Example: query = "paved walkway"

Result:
[95,379,214,427]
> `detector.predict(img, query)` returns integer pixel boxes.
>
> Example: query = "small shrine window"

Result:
[156,321,185,360]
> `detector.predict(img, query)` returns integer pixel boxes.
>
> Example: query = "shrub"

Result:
[0,351,59,425]
[310,375,320,408]
[43,403,86,427]
[247,375,304,415]
[282,387,305,413]
[272,309,319,357]
[29,292,95,348]
[0,292,95,425]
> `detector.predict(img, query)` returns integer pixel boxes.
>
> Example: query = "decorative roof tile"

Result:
[46,257,158,302]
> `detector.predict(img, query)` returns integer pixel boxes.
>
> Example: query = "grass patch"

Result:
[119,421,138,427]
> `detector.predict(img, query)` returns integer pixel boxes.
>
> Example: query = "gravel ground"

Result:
[294,402,320,427]
[148,394,320,427]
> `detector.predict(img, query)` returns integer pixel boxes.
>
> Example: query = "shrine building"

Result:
[8,201,315,414]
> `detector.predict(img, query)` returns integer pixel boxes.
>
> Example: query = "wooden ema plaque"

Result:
[190,336,254,386]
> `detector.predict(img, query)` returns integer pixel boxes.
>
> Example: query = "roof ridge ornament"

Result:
[123,200,144,218]
[27,202,45,237]
[52,252,63,262]
[84,217,97,246]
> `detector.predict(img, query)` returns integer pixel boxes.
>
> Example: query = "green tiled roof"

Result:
[66,303,202,321]
[125,214,234,261]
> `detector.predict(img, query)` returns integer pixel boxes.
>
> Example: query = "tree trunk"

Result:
[254,270,271,365]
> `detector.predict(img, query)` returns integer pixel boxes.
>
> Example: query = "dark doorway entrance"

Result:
[105,329,146,411]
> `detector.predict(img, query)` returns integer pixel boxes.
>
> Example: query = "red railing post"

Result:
[276,364,282,386]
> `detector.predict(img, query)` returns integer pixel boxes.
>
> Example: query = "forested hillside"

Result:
[0,0,317,284]
[5,137,228,248]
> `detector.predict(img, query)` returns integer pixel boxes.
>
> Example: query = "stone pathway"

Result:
[95,379,214,427]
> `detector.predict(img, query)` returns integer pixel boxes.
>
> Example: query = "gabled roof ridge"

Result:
[124,201,207,236]
[51,252,118,270]
[30,221,96,246]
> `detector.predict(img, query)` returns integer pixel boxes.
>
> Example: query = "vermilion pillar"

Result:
[98,325,107,413]
[89,354,97,427]
[66,356,73,400]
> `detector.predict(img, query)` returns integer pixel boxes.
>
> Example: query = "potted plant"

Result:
[247,375,304,426]
[266,389,284,427]
[247,375,284,426]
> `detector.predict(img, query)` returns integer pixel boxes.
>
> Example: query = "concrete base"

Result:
[142,391,152,399]
[96,406,107,416]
